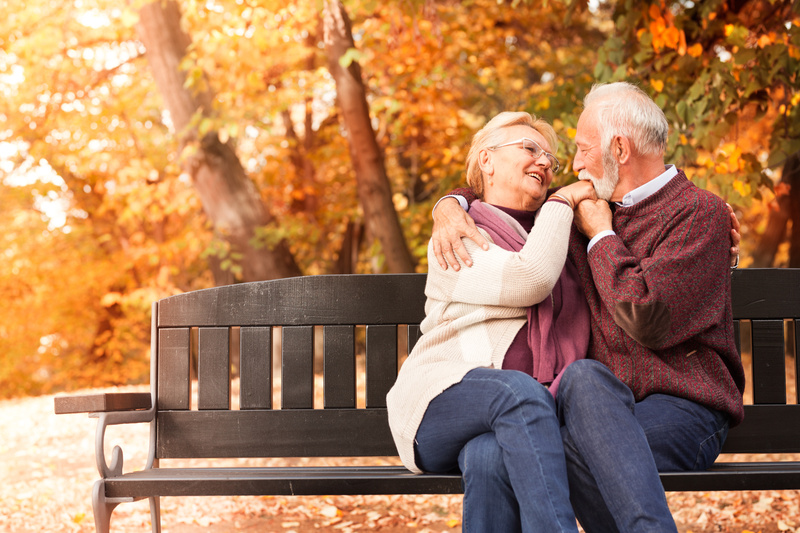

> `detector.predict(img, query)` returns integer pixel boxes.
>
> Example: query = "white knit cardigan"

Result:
[386,200,575,473]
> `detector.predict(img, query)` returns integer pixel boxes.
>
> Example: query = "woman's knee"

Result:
[464,368,555,412]
[499,369,555,408]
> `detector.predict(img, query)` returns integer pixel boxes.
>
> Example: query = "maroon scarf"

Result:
[469,200,590,392]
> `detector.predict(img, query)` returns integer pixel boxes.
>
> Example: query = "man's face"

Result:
[574,107,619,201]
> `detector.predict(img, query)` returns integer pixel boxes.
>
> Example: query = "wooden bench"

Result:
[55,268,800,533]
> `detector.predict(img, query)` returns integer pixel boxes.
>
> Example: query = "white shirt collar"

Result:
[619,165,678,207]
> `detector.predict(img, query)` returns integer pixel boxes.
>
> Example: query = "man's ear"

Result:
[615,136,632,164]
[478,148,494,175]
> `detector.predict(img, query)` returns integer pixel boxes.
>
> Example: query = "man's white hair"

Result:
[584,82,669,157]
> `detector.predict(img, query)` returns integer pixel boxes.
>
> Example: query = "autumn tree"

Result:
[322,0,416,272]
[136,0,301,282]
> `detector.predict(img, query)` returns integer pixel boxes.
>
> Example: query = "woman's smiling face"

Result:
[481,125,556,212]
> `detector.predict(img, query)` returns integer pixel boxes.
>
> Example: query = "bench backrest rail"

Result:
[151,269,800,460]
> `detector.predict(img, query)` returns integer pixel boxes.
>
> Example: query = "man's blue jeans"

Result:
[557,359,730,533]
[414,367,579,533]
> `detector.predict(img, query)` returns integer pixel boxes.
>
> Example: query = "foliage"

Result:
[0,0,797,396]
[589,0,799,263]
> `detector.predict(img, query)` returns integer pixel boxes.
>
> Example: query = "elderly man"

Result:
[431,81,745,532]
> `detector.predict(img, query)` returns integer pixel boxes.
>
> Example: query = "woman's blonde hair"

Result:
[465,112,558,198]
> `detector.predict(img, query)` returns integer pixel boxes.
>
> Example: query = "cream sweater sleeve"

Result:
[425,201,574,309]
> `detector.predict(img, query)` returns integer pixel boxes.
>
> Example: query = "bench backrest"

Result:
[151,269,800,460]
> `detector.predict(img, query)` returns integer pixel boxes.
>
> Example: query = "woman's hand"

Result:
[431,198,489,271]
[555,180,597,208]
[727,203,741,268]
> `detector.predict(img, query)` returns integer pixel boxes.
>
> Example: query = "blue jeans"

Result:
[556,360,730,533]
[414,367,579,533]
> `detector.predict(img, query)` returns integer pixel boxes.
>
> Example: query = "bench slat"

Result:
[157,274,428,328]
[660,462,800,491]
[731,268,800,319]
[282,326,314,409]
[157,328,191,410]
[156,409,397,458]
[751,319,787,404]
[104,466,463,499]
[721,404,800,454]
[153,404,800,460]
[408,325,422,353]
[323,325,356,409]
[198,327,230,410]
[240,327,272,410]
[102,461,800,500]
[366,325,397,409]
[795,318,800,404]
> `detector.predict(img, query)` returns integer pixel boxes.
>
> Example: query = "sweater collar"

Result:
[489,204,535,232]
[615,168,689,216]
[618,164,678,207]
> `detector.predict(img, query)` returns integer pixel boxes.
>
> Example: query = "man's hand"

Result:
[574,199,613,239]
[727,203,741,268]
[431,198,489,270]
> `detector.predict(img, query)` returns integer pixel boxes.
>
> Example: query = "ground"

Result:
[2,385,798,532]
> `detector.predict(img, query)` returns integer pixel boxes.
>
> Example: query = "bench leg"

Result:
[92,480,120,533]
[149,496,161,533]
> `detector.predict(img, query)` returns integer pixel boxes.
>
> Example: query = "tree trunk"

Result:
[322,0,416,273]
[787,153,800,268]
[136,0,301,282]
[753,152,800,268]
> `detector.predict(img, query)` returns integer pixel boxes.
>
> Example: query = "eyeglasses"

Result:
[488,137,560,172]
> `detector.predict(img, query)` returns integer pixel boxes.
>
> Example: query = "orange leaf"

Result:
[663,27,680,49]
[651,79,665,93]
[774,182,791,198]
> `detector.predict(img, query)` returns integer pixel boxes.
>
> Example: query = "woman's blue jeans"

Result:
[557,360,730,533]
[414,367,578,533]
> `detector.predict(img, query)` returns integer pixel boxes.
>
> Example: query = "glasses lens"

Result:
[521,138,541,157]
[523,139,560,172]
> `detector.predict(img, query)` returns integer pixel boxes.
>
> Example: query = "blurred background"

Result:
[1,0,798,398]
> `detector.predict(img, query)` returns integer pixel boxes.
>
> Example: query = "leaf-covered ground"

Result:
[2,384,797,533]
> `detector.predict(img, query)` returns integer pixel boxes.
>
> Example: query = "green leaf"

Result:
[338,48,364,68]
[733,47,756,66]
[676,100,688,124]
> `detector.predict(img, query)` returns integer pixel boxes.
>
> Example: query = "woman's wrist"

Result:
[547,193,573,209]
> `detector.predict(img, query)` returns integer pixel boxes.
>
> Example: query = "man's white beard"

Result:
[579,153,620,201]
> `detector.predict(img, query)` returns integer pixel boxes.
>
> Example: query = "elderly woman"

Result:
[386,112,596,533]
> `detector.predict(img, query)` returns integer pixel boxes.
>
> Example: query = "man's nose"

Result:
[573,152,585,173]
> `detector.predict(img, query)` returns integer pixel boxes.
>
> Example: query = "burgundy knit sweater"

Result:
[568,171,744,425]
[451,170,745,425]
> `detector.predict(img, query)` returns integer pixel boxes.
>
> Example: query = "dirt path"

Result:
[1,386,797,532]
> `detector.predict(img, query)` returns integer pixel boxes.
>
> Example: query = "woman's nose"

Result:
[536,153,552,169]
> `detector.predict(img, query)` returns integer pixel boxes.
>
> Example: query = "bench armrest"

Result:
[55,392,156,479]
[54,392,152,414]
